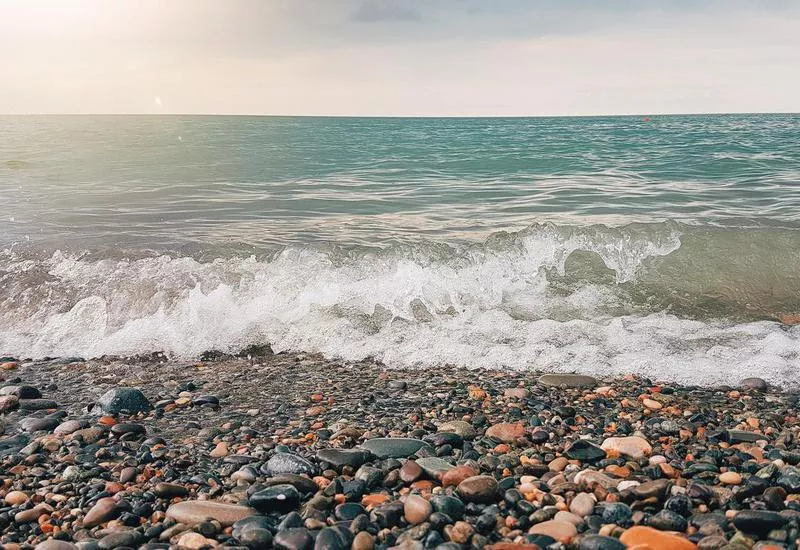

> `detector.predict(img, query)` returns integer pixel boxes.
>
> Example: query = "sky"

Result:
[1,0,799,116]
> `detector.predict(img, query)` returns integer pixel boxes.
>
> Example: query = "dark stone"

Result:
[430,495,465,520]
[370,501,405,529]
[565,440,606,462]
[273,528,313,550]
[316,448,373,468]
[18,399,58,410]
[664,494,693,517]
[97,388,151,415]
[0,385,41,399]
[335,503,365,521]
[731,510,787,535]
[575,534,627,550]
[601,503,632,526]
[240,528,274,549]
[740,377,767,391]
[647,509,688,531]
[359,438,432,458]
[249,484,301,514]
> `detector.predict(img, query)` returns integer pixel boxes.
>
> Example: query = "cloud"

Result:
[351,0,421,23]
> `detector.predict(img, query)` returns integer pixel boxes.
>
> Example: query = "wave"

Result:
[1,222,798,386]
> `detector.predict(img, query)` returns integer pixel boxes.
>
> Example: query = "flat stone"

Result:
[166,500,257,526]
[154,482,189,498]
[0,385,41,399]
[732,510,787,535]
[485,422,526,443]
[529,520,578,543]
[97,388,151,415]
[249,484,301,513]
[569,492,596,517]
[601,436,652,459]
[574,535,626,550]
[261,474,318,494]
[538,374,597,388]
[415,457,455,479]
[400,460,423,483]
[360,438,432,458]
[0,395,19,413]
[619,526,696,550]
[35,541,78,550]
[20,417,60,433]
[457,475,499,503]
[740,377,767,391]
[54,420,89,435]
[565,440,606,461]
[442,465,479,487]
[404,494,432,525]
[317,448,373,468]
[437,421,477,439]
[82,497,119,528]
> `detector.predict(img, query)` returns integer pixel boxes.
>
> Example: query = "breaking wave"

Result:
[1,222,798,386]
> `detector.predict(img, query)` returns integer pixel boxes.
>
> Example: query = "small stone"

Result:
[210,441,229,457]
[404,494,433,525]
[538,374,597,388]
[740,377,767,391]
[249,484,301,513]
[317,448,372,468]
[601,436,652,459]
[4,491,29,505]
[438,421,477,439]
[570,492,596,517]
[352,532,374,550]
[731,510,786,535]
[97,387,151,414]
[82,497,119,528]
[565,440,606,461]
[485,422,525,443]
[360,438,431,458]
[529,520,578,543]
[619,526,696,550]
[154,482,190,498]
[176,532,215,550]
[35,541,78,550]
[166,500,257,526]
[448,521,474,544]
[643,398,662,410]
[504,387,529,399]
[719,471,742,485]
[266,452,317,476]
[574,535,626,550]
[442,465,479,487]
[274,528,313,550]
[400,460,423,483]
[457,475,499,503]
[416,457,455,479]
[0,394,19,413]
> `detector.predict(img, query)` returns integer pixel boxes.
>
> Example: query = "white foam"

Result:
[0,225,797,387]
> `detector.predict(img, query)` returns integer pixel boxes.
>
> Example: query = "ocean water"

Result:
[1,114,799,386]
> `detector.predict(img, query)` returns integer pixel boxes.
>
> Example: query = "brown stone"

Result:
[485,423,525,443]
[457,475,499,503]
[442,465,479,487]
[82,497,118,528]
[166,500,256,526]
[620,526,697,550]
[400,460,423,483]
[404,494,432,525]
[528,520,578,543]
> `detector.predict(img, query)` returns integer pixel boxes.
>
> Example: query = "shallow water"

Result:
[1,114,798,385]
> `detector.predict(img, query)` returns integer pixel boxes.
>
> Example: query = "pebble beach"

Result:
[0,350,798,550]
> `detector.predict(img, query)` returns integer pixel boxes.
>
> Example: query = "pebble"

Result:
[456,475,499,503]
[485,422,525,442]
[619,526,697,550]
[97,387,151,414]
[166,501,257,526]
[404,494,432,524]
[529,520,578,543]
[718,471,742,485]
[538,373,597,388]
[600,435,652,458]
[360,438,432,458]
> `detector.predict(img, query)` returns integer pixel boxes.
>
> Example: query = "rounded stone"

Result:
[457,475,499,504]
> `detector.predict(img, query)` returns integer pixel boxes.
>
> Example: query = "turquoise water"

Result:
[1,114,798,385]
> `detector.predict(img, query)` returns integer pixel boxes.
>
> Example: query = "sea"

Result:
[1,114,798,386]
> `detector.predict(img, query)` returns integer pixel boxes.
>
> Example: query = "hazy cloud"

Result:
[0,0,798,115]
[352,0,421,23]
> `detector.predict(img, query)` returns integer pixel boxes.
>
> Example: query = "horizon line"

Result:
[1,110,798,119]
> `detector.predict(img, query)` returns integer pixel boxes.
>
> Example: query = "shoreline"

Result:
[0,352,797,549]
